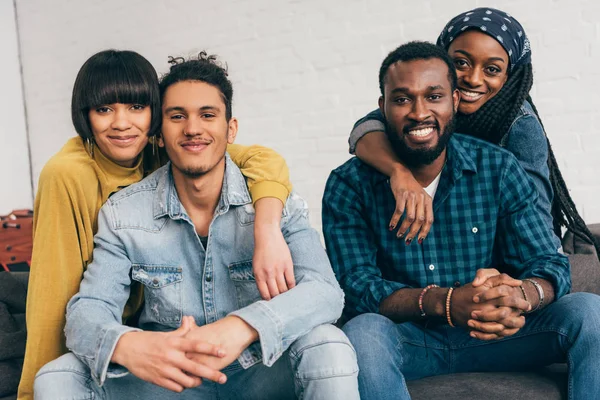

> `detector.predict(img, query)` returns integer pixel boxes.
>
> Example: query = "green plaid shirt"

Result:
[322,134,570,318]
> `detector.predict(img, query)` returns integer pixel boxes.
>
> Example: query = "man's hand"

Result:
[468,273,531,340]
[253,197,295,300]
[449,283,497,328]
[111,316,227,393]
[184,316,259,371]
[389,168,434,244]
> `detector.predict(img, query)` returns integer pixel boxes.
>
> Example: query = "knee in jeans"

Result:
[342,313,395,350]
[34,353,94,400]
[290,324,358,380]
[561,292,600,327]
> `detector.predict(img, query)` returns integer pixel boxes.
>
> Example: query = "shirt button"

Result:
[428,264,435,271]
[472,226,478,233]
[454,281,461,287]
[152,278,159,285]
[205,275,212,282]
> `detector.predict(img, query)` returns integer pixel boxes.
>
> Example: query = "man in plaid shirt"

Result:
[322,41,600,400]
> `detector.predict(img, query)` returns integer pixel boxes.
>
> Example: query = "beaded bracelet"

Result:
[418,284,439,317]
[445,287,455,327]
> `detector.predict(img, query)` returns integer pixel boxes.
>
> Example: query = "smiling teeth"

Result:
[460,89,482,98]
[409,127,434,137]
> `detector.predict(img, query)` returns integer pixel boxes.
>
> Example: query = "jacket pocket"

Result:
[132,265,183,325]
[228,260,262,307]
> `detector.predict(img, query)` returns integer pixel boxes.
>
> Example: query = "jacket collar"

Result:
[153,153,252,219]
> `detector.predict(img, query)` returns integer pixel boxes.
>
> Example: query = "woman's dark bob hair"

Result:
[71,49,161,140]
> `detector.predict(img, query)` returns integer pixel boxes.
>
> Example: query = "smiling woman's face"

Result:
[447,30,509,115]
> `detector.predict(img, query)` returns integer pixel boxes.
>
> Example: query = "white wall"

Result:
[0,0,32,215]
[12,0,600,231]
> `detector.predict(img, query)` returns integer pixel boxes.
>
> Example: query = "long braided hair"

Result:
[455,64,600,257]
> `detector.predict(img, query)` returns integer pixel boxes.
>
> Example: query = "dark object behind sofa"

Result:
[408,224,600,400]
[0,272,28,399]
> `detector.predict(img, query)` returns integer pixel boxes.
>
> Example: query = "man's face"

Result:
[379,58,459,167]
[160,80,237,178]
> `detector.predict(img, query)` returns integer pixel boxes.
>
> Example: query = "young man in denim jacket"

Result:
[34,54,359,400]
[322,41,600,400]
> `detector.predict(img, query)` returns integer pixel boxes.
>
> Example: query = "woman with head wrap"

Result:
[348,7,599,257]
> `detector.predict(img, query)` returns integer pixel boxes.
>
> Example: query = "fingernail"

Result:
[219,376,227,384]
[397,232,403,238]
[218,349,226,357]
[473,296,480,303]
[418,237,424,244]
[468,321,475,328]
[389,224,395,231]
[470,331,477,338]
[405,238,412,246]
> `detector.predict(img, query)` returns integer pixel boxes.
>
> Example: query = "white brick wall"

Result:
[0,0,31,215]
[12,0,600,231]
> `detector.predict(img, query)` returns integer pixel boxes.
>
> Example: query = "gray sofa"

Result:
[1,226,598,400]
[407,224,600,400]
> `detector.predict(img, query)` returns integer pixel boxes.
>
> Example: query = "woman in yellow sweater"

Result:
[18,50,294,399]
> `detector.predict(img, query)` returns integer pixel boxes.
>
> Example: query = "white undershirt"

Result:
[423,170,442,199]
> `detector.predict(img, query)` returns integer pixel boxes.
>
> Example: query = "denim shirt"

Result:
[348,100,554,228]
[64,155,344,386]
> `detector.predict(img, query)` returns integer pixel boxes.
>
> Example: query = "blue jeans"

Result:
[34,325,359,400]
[343,292,600,400]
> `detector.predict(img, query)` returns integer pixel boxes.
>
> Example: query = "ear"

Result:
[452,89,460,113]
[158,134,165,148]
[378,96,385,118]
[227,117,238,144]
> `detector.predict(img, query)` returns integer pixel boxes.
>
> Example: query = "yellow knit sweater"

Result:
[18,137,292,399]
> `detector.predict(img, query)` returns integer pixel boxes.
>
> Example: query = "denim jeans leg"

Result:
[447,292,600,400]
[289,324,360,400]
[221,324,358,400]
[344,313,450,400]
[34,352,217,399]
[529,292,600,400]
[34,353,97,400]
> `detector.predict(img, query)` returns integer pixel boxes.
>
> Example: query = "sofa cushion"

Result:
[563,223,600,295]
[408,364,567,399]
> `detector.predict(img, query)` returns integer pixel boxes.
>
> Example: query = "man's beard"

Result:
[179,166,210,178]
[386,116,455,168]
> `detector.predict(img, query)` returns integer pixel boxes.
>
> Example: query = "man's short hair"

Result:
[378,41,458,95]
[159,52,233,120]
[71,49,161,140]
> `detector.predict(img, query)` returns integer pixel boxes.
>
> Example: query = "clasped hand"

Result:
[452,269,531,341]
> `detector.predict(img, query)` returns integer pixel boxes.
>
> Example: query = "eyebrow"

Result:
[452,49,507,64]
[390,85,445,94]
[163,105,220,113]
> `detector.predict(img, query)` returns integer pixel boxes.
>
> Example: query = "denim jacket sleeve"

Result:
[348,108,386,154]
[64,203,140,386]
[229,192,344,367]
[502,106,554,228]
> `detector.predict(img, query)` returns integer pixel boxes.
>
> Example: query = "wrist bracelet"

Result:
[518,285,531,315]
[518,285,528,302]
[418,284,439,317]
[445,287,455,327]
[523,278,544,312]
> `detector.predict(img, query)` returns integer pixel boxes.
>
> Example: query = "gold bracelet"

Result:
[445,287,455,327]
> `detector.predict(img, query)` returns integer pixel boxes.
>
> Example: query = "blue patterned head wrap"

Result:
[436,8,531,71]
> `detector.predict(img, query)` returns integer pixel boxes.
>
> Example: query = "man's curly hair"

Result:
[159,51,233,120]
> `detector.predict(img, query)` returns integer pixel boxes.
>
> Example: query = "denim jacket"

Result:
[64,155,344,386]
[348,100,553,227]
